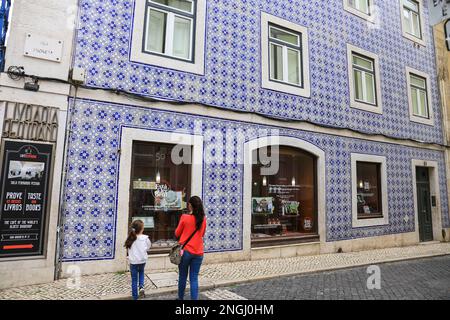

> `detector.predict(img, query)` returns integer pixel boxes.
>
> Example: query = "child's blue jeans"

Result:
[178,251,204,300]
[130,263,146,300]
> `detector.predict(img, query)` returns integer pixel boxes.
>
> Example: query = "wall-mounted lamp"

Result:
[24,77,40,92]
[156,171,161,184]
[291,177,296,186]
[262,176,267,187]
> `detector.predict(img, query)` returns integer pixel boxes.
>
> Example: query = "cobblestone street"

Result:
[0,243,449,300]
[152,256,450,300]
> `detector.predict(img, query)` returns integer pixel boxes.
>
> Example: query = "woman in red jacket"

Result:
[175,196,207,300]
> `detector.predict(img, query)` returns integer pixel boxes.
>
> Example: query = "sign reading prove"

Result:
[23,33,64,62]
[2,102,59,142]
[0,141,53,258]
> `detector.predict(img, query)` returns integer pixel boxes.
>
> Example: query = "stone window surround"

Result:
[399,0,426,47]
[116,127,204,263]
[130,0,207,75]
[343,0,376,23]
[243,136,326,252]
[347,44,383,114]
[351,153,389,228]
[261,12,311,98]
[405,66,434,126]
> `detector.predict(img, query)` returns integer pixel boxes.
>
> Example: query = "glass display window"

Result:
[130,141,191,252]
[356,161,383,218]
[251,146,318,245]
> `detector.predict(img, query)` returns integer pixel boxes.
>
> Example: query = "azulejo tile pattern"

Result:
[74,0,443,145]
[61,98,449,261]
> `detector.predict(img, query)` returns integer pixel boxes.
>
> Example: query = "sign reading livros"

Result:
[0,141,53,258]
[2,103,59,142]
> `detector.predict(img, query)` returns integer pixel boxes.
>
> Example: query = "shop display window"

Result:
[130,141,191,252]
[251,146,318,244]
[356,161,383,218]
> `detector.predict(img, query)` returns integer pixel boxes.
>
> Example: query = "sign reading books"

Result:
[0,141,53,258]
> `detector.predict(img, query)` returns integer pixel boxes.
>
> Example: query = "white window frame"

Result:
[406,66,433,126]
[131,0,206,75]
[347,44,383,114]
[343,0,375,22]
[351,153,389,228]
[399,0,426,46]
[261,12,311,97]
[268,26,303,87]
[144,5,195,61]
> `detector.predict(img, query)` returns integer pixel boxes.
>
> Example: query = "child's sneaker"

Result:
[139,287,146,299]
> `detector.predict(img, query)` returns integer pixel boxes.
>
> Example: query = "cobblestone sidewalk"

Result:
[0,242,449,300]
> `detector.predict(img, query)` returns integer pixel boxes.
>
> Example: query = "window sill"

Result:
[410,115,434,126]
[251,234,320,248]
[357,214,383,220]
[149,247,171,255]
[402,33,426,47]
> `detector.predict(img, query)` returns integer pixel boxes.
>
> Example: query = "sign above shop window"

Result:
[23,33,63,62]
[2,102,59,142]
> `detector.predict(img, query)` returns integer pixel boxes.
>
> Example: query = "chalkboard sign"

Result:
[0,141,53,258]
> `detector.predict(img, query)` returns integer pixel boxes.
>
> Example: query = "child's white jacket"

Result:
[128,235,151,265]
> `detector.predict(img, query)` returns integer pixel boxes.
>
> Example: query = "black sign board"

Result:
[0,140,53,258]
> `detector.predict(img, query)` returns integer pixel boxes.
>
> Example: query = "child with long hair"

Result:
[175,196,207,300]
[124,220,151,300]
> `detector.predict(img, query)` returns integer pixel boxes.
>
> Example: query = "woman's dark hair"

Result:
[124,220,144,249]
[189,196,205,229]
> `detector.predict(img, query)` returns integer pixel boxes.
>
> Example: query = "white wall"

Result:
[0,0,77,289]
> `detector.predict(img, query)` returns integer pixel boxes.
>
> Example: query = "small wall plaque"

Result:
[24,33,63,62]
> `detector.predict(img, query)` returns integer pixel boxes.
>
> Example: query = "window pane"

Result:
[287,49,300,85]
[270,43,284,81]
[411,75,426,88]
[418,90,428,118]
[404,0,419,12]
[353,69,364,101]
[356,162,382,217]
[172,16,191,59]
[152,0,193,13]
[350,0,370,14]
[365,72,376,104]
[412,88,420,115]
[353,55,373,71]
[403,9,412,34]
[130,142,191,249]
[147,9,167,53]
[411,12,421,37]
[269,27,299,46]
[251,146,317,241]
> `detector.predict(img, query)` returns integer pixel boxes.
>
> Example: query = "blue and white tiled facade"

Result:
[61,99,450,261]
[59,0,450,262]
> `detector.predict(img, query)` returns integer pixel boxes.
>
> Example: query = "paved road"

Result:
[149,255,450,300]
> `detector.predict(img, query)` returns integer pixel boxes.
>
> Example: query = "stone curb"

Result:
[104,252,450,300]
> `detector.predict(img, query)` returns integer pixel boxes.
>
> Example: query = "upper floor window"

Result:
[352,53,376,106]
[343,0,374,22]
[400,0,425,46]
[145,0,195,61]
[269,25,302,87]
[347,44,382,114]
[406,67,433,126]
[131,0,206,75]
[261,12,310,97]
